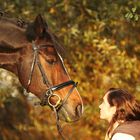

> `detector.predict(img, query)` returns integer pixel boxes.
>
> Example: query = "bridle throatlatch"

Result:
[25,41,78,140]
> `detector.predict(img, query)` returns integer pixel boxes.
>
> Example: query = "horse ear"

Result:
[34,14,48,37]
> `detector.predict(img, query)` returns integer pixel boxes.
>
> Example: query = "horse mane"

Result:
[0,10,28,29]
[0,13,28,49]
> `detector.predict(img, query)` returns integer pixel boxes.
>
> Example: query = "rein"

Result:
[26,41,77,139]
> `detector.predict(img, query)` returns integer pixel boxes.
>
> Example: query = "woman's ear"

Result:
[33,14,48,37]
[117,108,126,120]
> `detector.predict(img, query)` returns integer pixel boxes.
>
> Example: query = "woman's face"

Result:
[99,92,116,122]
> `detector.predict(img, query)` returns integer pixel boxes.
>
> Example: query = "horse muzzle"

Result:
[57,103,83,122]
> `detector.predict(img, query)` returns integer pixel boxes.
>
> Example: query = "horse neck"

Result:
[0,18,28,49]
[0,18,28,75]
[0,48,21,75]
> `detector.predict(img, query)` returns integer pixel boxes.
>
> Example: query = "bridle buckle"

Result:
[48,93,62,109]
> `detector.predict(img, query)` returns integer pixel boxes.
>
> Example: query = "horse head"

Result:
[16,15,84,122]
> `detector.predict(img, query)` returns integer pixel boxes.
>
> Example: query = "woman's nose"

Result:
[99,104,102,109]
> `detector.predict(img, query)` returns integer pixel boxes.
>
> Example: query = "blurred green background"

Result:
[0,0,140,140]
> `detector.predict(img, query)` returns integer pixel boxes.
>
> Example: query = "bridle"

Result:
[27,41,78,108]
[26,40,78,139]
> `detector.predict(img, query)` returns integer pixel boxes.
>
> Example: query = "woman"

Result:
[99,88,140,140]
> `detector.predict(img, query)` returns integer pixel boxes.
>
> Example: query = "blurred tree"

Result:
[0,0,140,139]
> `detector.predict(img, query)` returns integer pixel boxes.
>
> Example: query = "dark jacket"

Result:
[112,121,140,140]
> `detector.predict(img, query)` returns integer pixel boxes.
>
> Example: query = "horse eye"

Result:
[46,58,56,65]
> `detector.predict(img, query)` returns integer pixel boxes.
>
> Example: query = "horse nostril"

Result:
[76,104,83,117]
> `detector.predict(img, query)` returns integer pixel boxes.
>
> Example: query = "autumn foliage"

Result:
[0,1,140,140]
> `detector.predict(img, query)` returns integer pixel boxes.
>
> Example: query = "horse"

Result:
[0,12,83,133]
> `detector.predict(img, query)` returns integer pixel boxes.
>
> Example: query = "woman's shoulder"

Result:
[112,121,140,140]
[112,133,135,140]
[116,120,140,131]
